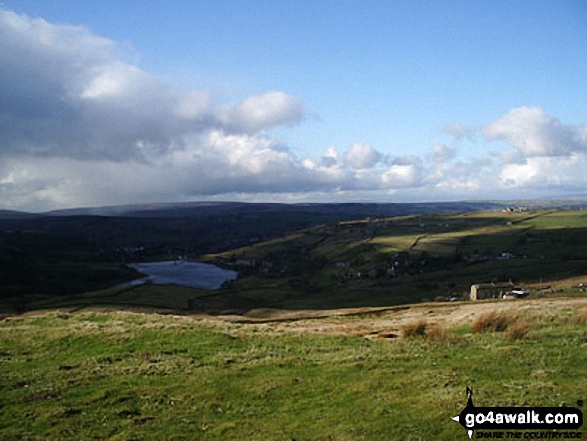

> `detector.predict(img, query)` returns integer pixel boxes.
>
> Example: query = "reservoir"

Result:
[127,261,237,290]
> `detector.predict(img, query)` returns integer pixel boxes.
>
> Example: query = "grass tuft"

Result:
[402,318,428,338]
[402,319,450,342]
[505,320,531,341]
[574,310,587,325]
[425,323,450,342]
[472,312,514,333]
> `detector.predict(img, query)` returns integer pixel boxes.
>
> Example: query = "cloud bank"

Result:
[484,107,587,158]
[1,9,586,211]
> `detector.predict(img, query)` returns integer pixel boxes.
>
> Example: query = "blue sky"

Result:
[1,1,587,211]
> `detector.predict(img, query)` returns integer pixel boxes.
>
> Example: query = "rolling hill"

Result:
[1,202,587,314]
[198,209,587,311]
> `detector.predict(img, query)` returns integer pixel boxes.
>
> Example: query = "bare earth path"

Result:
[14,296,587,340]
[211,297,587,337]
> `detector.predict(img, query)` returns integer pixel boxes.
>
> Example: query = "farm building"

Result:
[470,282,515,301]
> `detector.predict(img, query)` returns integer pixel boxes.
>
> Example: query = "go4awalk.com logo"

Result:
[452,388,583,439]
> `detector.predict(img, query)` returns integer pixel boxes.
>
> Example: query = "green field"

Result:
[194,210,587,312]
[1,209,587,439]
[3,209,586,315]
[1,302,586,440]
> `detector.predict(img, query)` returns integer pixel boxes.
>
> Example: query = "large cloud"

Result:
[1,9,586,211]
[343,142,382,169]
[482,107,587,195]
[1,9,178,160]
[381,157,423,189]
[320,146,340,168]
[484,106,587,157]
[499,154,587,190]
[0,128,369,211]
[216,91,305,134]
[0,9,304,162]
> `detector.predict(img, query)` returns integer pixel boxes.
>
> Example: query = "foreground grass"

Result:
[1,307,586,440]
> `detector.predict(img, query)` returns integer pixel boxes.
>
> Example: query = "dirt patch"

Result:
[210,297,587,338]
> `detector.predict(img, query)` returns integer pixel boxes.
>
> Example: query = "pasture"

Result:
[1,298,586,440]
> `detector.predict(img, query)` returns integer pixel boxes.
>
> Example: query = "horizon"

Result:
[3,196,587,215]
[1,2,587,211]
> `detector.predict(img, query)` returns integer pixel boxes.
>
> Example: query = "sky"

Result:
[1,1,587,212]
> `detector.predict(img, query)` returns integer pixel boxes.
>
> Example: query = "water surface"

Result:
[127,261,237,290]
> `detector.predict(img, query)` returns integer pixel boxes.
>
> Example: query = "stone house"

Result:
[470,282,514,301]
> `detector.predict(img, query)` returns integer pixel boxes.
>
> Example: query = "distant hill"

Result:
[44,201,508,219]
[199,209,587,311]
[0,200,506,301]
[0,210,40,219]
[41,199,587,219]
[1,198,584,219]
[2,199,587,311]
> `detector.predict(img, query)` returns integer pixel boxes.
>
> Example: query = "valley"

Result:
[2,204,587,314]
[1,202,586,439]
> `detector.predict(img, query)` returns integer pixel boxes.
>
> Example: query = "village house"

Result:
[234,258,257,268]
[470,282,515,300]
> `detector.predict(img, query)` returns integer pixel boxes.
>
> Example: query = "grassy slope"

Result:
[0,210,347,301]
[1,304,586,440]
[196,210,587,311]
[3,210,586,316]
[2,210,586,440]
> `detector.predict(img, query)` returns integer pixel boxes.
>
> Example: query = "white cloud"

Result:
[484,106,587,157]
[482,107,587,194]
[493,148,527,166]
[499,154,587,190]
[80,64,148,99]
[343,142,382,169]
[425,158,495,193]
[216,91,305,134]
[1,9,586,211]
[0,129,370,210]
[321,146,340,167]
[381,157,423,189]
[0,9,304,163]
[381,165,418,188]
[427,143,456,164]
[174,90,212,120]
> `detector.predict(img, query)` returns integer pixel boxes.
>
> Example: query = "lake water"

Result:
[127,261,237,290]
